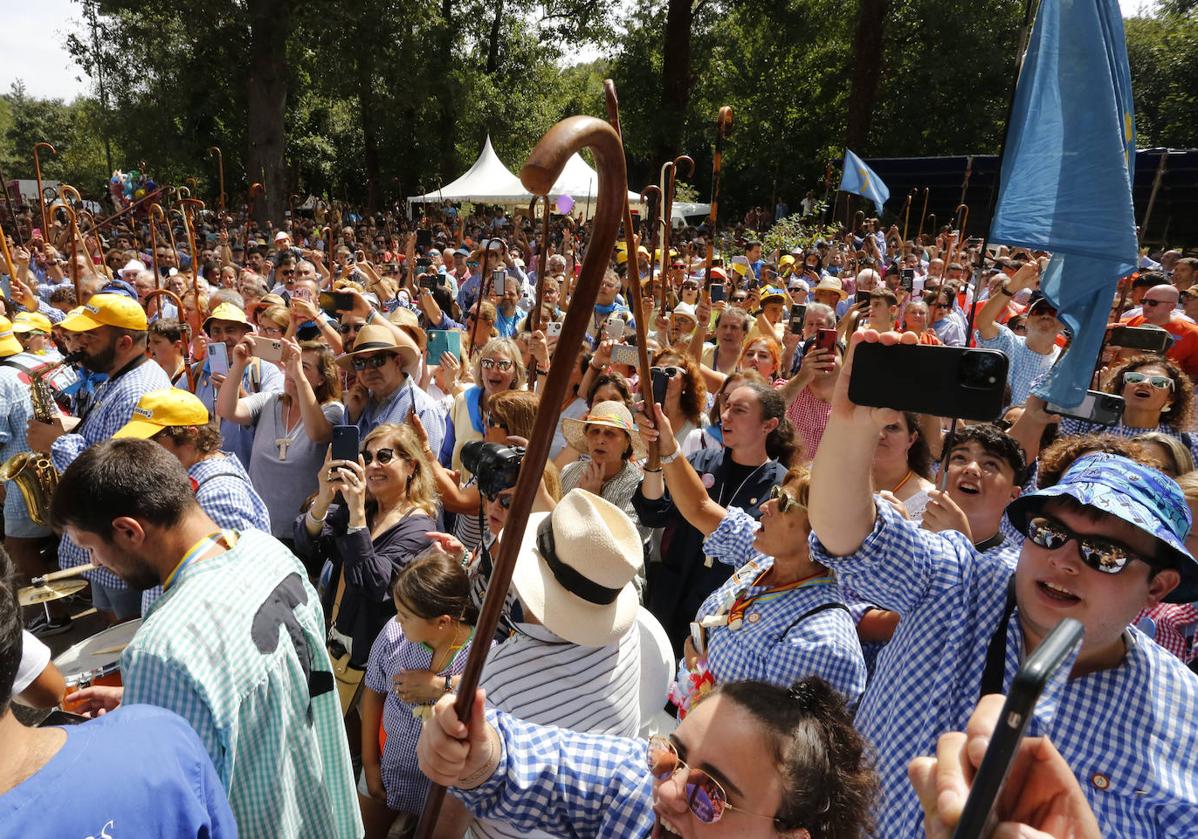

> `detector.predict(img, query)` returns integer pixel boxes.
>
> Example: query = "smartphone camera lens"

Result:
[960,351,1004,390]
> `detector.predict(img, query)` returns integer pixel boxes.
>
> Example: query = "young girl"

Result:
[359,548,481,839]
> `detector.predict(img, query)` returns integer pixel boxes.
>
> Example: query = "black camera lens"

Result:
[461,440,526,498]
[959,350,1006,390]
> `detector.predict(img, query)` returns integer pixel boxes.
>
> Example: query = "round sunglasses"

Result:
[767,484,803,514]
[1021,515,1149,575]
[482,492,513,510]
[647,736,783,827]
[362,448,398,465]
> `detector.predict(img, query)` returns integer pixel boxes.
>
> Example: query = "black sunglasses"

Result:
[483,492,513,510]
[362,448,398,465]
[351,355,392,371]
[340,322,364,335]
[1021,514,1149,575]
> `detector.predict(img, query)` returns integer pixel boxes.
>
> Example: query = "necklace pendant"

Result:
[704,554,715,568]
[275,438,290,461]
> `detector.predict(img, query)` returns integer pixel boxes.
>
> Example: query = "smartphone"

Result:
[1108,325,1172,354]
[651,366,672,405]
[330,424,360,463]
[207,342,230,376]
[546,321,563,338]
[415,257,431,269]
[604,317,626,340]
[709,283,726,303]
[252,338,284,363]
[491,267,507,288]
[611,343,639,367]
[318,291,354,312]
[416,229,432,250]
[790,305,807,335]
[900,268,915,292]
[855,290,872,306]
[815,328,838,353]
[1046,390,1124,426]
[848,344,1009,422]
[952,619,1084,839]
[419,275,439,291]
[427,329,462,361]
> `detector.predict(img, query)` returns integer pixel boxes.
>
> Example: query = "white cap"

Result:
[120,258,146,276]
[788,279,810,292]
[274,231,290,242]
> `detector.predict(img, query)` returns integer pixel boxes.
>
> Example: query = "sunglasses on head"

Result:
[1021,514,1150,575]
[767,484,804,514]
[481,357,513,371]
[351,355,392,371]
[647,736,782,827]
[483,492,513,510]
[362,448,398,465]
[1124,371,1173,390]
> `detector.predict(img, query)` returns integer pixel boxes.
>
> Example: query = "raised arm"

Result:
[636,404,726,535]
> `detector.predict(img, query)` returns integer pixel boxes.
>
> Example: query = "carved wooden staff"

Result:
[412,110,627,839]
[916,187,930,242]
[703,107,733,293]
[605,79,660,471]
[208,146,226,212]
[33,142,56,236]
[640,184,662,312]
[658,154,693,304]
[179,198,206,311]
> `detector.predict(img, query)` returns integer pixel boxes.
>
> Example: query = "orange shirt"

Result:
[1123,315,1198,376]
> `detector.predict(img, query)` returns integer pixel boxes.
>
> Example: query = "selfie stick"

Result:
[605,80,661,471]
[413,109,627,839]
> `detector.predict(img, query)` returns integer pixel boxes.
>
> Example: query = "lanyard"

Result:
[163,529,237,591]
[723,571,835,630]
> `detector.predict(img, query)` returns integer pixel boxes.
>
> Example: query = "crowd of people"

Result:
[0,194,1194,838]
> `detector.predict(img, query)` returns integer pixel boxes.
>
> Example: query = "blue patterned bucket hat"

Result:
[1006,452,1198,603]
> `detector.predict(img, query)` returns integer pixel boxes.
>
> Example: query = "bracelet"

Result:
[643,467,663,474]
[459,730,499,788]
[660,449,682,465]
[307,507,328,524]
[444,674,453,694]
[995,284,1013,297]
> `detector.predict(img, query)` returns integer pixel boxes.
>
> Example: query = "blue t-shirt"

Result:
[0,705,237,837]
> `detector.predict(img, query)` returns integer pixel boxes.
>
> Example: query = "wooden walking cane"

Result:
[640,185,662,313]
[179,198,206,310]
[703,108,733,293]
[605,79,661,471]
[33,142,56,237]
[208,146,226,212]
[411,109,628,839]
[916,187,930,243]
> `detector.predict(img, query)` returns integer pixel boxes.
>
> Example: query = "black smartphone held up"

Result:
[1108,325,1172,354]
[855,290,872,307]
[416,228,432,250]
[848,343,1009,421]
[790,304,807,335]
[709,283,726,303]
[318,291,355,312]
[952,619,1085,839]
[651,366,672,405]
[419,275,438,291]
[330,424,360,464]
[900,268,915,292]
[1046,390,1125,426]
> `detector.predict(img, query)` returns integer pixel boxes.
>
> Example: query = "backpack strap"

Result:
[780,601,851,636]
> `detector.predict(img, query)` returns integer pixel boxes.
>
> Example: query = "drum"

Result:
[55,619,142,706]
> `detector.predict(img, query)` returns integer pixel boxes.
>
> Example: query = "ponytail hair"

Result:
[738,381,798,465]
[392,547,479,625]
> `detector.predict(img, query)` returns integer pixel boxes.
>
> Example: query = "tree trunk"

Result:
[486,0,505,75]
[845,0,888,150]
[437,0,457,176]
[358,55,380,212]
[657,0,694,163]
[246,0,290,228]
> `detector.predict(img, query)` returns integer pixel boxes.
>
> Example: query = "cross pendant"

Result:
[276,438,291,461]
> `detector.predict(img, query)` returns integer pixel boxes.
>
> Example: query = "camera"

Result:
[461,441,525,498]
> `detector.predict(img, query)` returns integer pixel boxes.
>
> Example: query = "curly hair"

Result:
[652,348,708,429]
[944,423,1027,485]
[1102,354,1194,430]
[1036,433,1159,489]
[716,678,877,839]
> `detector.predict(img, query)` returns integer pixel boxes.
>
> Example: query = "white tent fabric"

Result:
[407,136,529,204]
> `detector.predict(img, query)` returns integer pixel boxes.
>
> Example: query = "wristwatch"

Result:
[660,448,682,465]
[995,284,1013,297]
[443,675,454,694]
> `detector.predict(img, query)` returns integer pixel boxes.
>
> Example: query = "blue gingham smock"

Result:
[811,501,1198,838]
[694,507,866,709]
[453,709,655,838]
[364,620,475,814]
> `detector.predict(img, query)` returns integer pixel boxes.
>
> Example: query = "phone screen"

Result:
[208,342,230,376]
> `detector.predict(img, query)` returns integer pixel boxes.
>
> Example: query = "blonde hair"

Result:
[258,305,290,333]
[362,423,439,518]
[473,337,527,391]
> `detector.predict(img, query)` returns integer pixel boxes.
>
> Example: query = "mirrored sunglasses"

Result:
[1022,515,1147,575]
[481,357,514,371]
[1123,371,1173,390]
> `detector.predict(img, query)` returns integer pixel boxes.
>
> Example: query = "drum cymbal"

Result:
[19,579,87,607]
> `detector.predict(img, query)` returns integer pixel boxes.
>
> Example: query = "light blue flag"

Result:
[989,0,1137,408]
[839,150,890,215]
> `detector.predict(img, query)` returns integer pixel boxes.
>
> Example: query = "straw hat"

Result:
[671,302,698,325]
[561,400,647,460]
[335,323,421,379]
[811,276,848,300]
[511,489,642,647]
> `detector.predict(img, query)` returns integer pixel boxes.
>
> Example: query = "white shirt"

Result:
[14,631,51,698]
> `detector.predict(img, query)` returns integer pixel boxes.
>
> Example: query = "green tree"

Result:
[1126,13,1198,148]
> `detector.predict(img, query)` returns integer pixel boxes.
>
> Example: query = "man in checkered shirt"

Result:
[809,331,1198,837]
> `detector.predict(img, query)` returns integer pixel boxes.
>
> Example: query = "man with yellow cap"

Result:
[112,388,271,614]
[190,302,283,467]
[25,293,173,624]
[10,312,56,357]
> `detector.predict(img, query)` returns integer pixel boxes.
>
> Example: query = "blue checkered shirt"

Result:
[695,507,866,708]
[1058,417,1198,465]
[810,501,1198,837]
[975,322,1060,406]
[354,376,444,457]
[453,709,654,838]
[0,366,35,526]
[52,357,173,589]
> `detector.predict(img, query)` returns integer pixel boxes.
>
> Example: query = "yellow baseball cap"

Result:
[779,254,796,267]
[202,302,250,332]
[12,312,53,334]
[59,293,148,332]
[0,317,23,357]
[615,249,628,265]
[113,389,210,439]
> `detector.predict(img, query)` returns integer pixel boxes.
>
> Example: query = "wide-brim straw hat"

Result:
[812,276,848,300]
[561,400,647,460]
[511,490,642,647]
[335,323,421,379]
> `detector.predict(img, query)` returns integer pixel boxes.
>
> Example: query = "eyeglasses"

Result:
[646,736,781,827]
[1123,371,1174,390]
[351,355,392,371]
[767,484,804,514]
[280,269,295,277]
[259,325,285,337]
[483,492,513,510]
[1021,515,1149,575]
[481,357,514,371]
[362,448,398,465]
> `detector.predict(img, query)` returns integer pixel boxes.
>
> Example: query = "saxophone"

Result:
[0,356,77,526]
